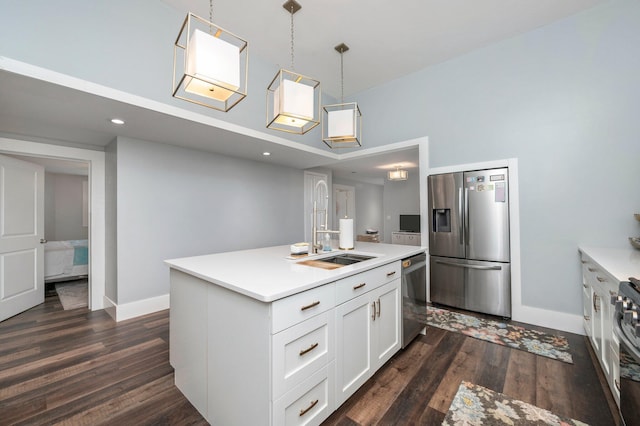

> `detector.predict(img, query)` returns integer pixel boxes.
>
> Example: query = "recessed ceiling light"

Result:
[110,118,125,125]
[263,152,271,156]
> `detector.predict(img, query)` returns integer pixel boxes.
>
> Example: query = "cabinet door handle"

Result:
[584,315,591,321]
[582,284,588,289]
[386,271,396,277]
[299,399,319,417]
[299,342,319,356]
[372,302,376,321]
[353,282,366,290]
[596,276,606,283]
[593,294,599,313]
[588,267,597,272]
[376,299,381,318]
[300,301,320,311]
[615,379,620,392]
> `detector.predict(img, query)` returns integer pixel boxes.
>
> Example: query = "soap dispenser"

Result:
[323,233,331,251]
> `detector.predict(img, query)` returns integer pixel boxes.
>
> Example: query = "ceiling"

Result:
[161,0,605,97]
[0,0,605,181]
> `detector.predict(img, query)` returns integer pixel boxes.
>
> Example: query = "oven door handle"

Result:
[614,321,640,361]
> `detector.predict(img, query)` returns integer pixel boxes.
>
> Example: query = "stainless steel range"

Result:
[612,277,640,426]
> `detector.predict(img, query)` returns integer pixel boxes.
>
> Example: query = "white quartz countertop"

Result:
[579,246,640,282]
[165,242,425,302]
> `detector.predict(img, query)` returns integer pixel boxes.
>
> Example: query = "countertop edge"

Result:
[166,244,426,302]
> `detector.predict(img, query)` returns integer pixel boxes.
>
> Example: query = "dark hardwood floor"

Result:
[0,289,619,425]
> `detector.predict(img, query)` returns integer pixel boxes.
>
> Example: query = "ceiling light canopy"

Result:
[172,0,248,112]
[388,166,408,181]
[266,0,320,135]
[322,43,362,149]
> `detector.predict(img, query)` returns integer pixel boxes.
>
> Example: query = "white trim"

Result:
[104,293,170,322]
[516,305,584,335]
[0,137,105,311]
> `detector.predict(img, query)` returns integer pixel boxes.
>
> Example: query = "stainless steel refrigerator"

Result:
[428,168,511,317]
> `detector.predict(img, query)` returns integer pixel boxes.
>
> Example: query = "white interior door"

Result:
[0,154,45,322]
[333,184,355,231]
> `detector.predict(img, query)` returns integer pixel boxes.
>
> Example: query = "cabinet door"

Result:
[335,293,373,406]
[591,286,603,358]
[582,280,592,338]
[392,233,403,245]
[371,280,401,371]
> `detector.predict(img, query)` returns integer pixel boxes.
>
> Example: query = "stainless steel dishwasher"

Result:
[401,252,427,348]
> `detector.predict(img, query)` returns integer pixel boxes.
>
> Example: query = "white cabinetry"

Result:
[335,263,401,405]
[170,258,404,426]
[391,232,421,246]
[579,249,620,405]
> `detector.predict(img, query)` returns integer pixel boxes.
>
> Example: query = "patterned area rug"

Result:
[443,381,589,426]
[427,306,573,364]
[55,280,88,310]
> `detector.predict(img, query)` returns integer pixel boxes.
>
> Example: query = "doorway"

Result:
[0,137,106,311]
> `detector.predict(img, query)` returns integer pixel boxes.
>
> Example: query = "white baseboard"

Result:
[513,304,584,335]
[102,294,169,322]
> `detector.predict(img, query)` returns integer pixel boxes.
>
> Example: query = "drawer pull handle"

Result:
[584,315,590,321]
[583,284,588,289]
[300,301,320,311]
[299,342,319,356]
[588,267,596,272]
[299,399,319,417]
[353,282,366,290]
[386,271,396,277]
[596,276,606,283]
[581,260,587,264]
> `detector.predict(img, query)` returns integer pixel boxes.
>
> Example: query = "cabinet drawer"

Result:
[272,311,334,399]
[273,362,335,426]
[336,261,401,305]
[272,284,335,333]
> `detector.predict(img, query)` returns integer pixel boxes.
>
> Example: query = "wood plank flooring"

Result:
[0,288,620,425]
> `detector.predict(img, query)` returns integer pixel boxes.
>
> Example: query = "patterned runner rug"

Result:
[443,381,588,425]
[55,280,88,310]
[427,306,573,364]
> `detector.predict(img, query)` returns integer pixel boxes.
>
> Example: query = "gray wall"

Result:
[351,0,640,314]
[383,173,421,243]
[105,141,118,301]
[44,172,88,241]
[0,0,326,150]
[111,137,304,304]
[332,177,384,241]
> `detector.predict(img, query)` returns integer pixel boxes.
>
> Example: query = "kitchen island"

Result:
[165,242,424,426]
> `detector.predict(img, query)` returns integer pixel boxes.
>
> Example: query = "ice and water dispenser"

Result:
[433,209,451,233]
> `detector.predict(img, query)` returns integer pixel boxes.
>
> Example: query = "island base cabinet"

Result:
[335,279,401,406]
[273,363,335,426]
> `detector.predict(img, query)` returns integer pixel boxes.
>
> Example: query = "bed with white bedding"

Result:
[44,239,88,282]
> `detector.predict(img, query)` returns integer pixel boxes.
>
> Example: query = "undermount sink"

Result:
[297,253,376,269]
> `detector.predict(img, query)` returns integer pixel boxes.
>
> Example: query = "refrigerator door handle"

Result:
[464,187,469,246]
[434,260,502,271]
[458,187,464,246]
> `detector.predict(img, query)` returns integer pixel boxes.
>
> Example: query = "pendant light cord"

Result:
[209,0,213,34]
[290,5,295,71]
[340,48,344,104]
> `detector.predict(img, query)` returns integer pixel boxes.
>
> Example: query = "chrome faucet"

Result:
[312,180,340,254]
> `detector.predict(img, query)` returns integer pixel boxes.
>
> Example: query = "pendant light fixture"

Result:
[322,43,362,148]
[388,166,408,181]
[266,0,320,134]
[172,0,248,112]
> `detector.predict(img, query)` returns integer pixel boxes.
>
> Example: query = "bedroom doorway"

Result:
[0,138,106,313]
[1,153,90,316]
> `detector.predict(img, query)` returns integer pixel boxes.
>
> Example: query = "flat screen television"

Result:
[399,214,420,233]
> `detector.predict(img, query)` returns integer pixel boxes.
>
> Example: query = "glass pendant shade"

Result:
[322,102,362,148]
[267,69,320,134]
[173,13,248,112]
[388,168,408,181]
